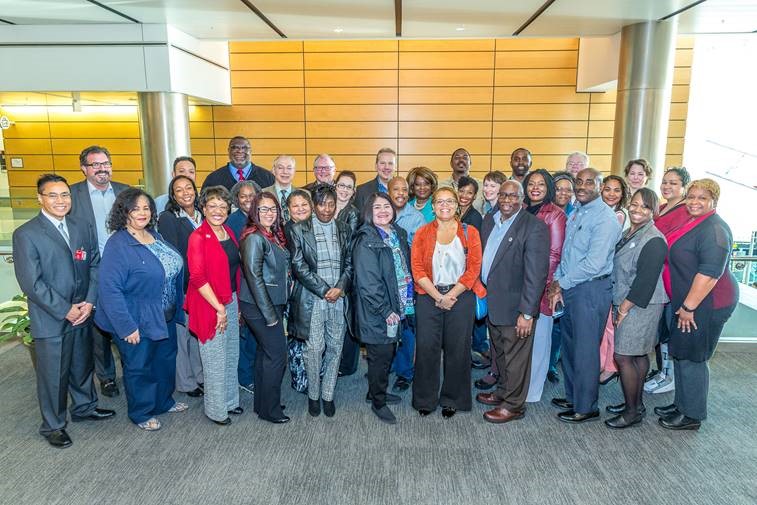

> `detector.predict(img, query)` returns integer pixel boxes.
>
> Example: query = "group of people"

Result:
[13,136,739,448]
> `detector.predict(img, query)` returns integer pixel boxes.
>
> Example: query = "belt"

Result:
[590,274,610,282]
[436,284,454,294]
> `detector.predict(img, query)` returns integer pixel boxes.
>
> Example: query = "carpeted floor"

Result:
[1,344,755,505]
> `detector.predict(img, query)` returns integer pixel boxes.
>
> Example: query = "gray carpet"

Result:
[1,344,756,505]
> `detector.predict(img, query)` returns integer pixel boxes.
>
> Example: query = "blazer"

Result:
[262,184,300,204]
[226,208,248,241]
[12,214,99,339]
[95,229,185,341]
[481,210,550,326]
[184,220,240,343]
[410,220,486,298]
[68,179,129,230]
[287,218,353,341]
[352,224,410,345]
[239,231,291,326]
[158,209,201,292]
[201,163,273,192]
[353,176,384,215]
[534,202,567,315]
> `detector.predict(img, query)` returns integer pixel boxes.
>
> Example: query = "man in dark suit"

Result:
[69,145,129,397]
[353,147,396,214]
[13,174,116,448]
[476,180,550,424]
[201,136,274,192]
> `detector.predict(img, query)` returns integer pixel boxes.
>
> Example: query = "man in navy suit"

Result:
[353,147,397,214]
[13,174,115,448]
[201,136,274,192]
[69,145,129,397]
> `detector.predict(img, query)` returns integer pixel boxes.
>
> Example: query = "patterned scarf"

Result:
[376,226,414,316]
[312,217,340,287]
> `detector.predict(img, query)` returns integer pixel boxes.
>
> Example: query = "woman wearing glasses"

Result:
[335,171,360,234]
[239,192,292,424]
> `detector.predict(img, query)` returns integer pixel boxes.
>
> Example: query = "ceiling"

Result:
[0,0,756,39]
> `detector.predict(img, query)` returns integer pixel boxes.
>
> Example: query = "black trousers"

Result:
[34,327,98,435]
[339,327,360,376]
[240,302,286,421]
[366,343,396,409]
[412,291,475,412]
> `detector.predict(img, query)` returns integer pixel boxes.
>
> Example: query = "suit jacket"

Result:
[12,213,99,339]
[202,163,273,192]
[353,176,384,215]
[68,179,129,230]
[481,210,550,326]
[262,185,300,205]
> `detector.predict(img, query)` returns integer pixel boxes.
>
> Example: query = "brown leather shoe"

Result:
[476,392,503,406]
[483,407,525,424]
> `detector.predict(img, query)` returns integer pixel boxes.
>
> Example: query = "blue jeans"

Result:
[471,318,489,353]
[237,323,257,387]
[391,315,416,381]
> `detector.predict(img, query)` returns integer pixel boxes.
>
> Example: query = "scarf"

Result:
[662,209,716,297]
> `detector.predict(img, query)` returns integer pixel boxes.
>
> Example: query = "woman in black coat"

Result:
[353,192,414,425]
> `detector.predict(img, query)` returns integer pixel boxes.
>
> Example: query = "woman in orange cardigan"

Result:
[411,186,486,418]
[185,186,242,426]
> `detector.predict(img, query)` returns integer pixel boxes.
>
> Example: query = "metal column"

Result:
[611,20,678,188]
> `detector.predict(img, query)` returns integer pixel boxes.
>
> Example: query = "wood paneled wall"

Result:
[1,36,692,207]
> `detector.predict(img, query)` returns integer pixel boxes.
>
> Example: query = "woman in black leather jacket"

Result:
[288,184,353,417]
[239,191,291,424]
[335,170,360,233]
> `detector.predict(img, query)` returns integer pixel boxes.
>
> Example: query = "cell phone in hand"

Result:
[553,301,565,319]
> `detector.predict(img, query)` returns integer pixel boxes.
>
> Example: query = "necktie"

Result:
[58,222,70,247]
[280,190,290,221]
[237,168,245,181]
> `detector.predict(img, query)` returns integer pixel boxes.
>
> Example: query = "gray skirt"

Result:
[614,303,665,356]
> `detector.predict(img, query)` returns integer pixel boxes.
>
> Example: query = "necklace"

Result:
[414,199,427,210]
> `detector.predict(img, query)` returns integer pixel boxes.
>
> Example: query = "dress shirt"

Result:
[553,196,621,291]
[227,162,252,182]
[41,209,70,246]
[87,180,116,255]
[394,205,426,245]
[154,193,169,213]
[481,208,520,284]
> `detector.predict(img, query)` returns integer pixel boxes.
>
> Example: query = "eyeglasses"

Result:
[314,166,334,173]
[85,161,112,169]
[229,145,251,152]
[258,206,278,214]
[205,204,229,212]
[41,192,71,200]
[336,183,354,191]
[498,193,521,200]
[434,199,457,207]
[556,188,573,193]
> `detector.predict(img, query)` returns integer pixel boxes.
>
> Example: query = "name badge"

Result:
[74,248,87,261]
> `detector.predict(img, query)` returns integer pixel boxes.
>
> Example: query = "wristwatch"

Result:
[522,314,533,321]
[681,303,696,312]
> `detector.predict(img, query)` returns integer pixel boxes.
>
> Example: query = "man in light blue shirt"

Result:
[549,168,621,424]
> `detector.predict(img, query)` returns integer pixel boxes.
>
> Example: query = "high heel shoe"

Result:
[599,372,619,385]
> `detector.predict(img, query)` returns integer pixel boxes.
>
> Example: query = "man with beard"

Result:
[304,154,336,192]
[548,168,621,424]
[439,148,484,211]
[509,147,532,183]
[201,136,274,192]
[69,145,129,398]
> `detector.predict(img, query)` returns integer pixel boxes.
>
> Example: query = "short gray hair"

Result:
[230,180,260,207]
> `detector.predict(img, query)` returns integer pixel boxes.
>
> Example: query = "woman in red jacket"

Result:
[521,170,567,402]
[185,186,242,426]
[411,186,486,419]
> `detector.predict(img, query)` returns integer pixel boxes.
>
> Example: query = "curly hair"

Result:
[107,187,157,232]
[199,185,232,215]
[687,178,720,204]
[624,158,652,177]
[406,166,438,198]
[523,169,556,206]
[602,175,630,211]
[665,166,691,187]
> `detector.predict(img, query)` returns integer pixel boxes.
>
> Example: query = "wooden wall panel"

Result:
[3,36,694,206]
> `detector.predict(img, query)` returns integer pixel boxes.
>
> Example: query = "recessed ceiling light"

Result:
[334,27,343,33]
[456,26,465,31]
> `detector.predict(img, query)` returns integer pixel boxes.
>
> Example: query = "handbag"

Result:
[461,223,488,320]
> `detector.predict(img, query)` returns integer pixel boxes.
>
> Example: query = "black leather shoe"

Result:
[392,377,411,393]
[100,379,119,397]
[209,417,231,426]
[186,387,204,397]
[558,410,600,424]
[71,408,116,422]
[658,413,701,431]
[605,414,643,429]
[599,372,619,385]
[441,407,457,419]
[418,409,432,417]
[654,404,678,417]
[45,429,72,448]
[365,392,401,405]
[269,416,291,424]
[551,398,574,410]
[606,403,646,415]
[474,375,497,390]
[308,399,321,417]
[471,355,490,370]
[323,400,336,417]
[228,407,243,415]
[547,371,560,384]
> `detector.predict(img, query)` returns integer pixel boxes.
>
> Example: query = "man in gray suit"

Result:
[262,154,299,221]
[475,180,550,424]
[13,174,115,448]
[69,145,129,397]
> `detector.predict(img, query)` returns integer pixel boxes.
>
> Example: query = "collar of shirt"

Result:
[493,207,520,228]
[228,162,252,180]
[41,209,67,230]
[574,195,603,213]
[377,179,388,193]
[86,180,114,195]
[274,183,292,198]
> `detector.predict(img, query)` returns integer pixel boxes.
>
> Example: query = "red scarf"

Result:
[662,209,716,297]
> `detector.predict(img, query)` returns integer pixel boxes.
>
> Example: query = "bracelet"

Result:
[681,303,696,312]
[618,309,628,316]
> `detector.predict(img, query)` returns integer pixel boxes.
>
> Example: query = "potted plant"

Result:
[0,294,35,367]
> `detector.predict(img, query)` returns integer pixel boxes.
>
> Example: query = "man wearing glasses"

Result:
[69,145,129,399]
[14,174,115,447]
[202,136,274,192]
[304,154,337,192]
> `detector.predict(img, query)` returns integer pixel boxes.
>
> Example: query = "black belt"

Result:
[590,274,610,282]
[436,284,454,294]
